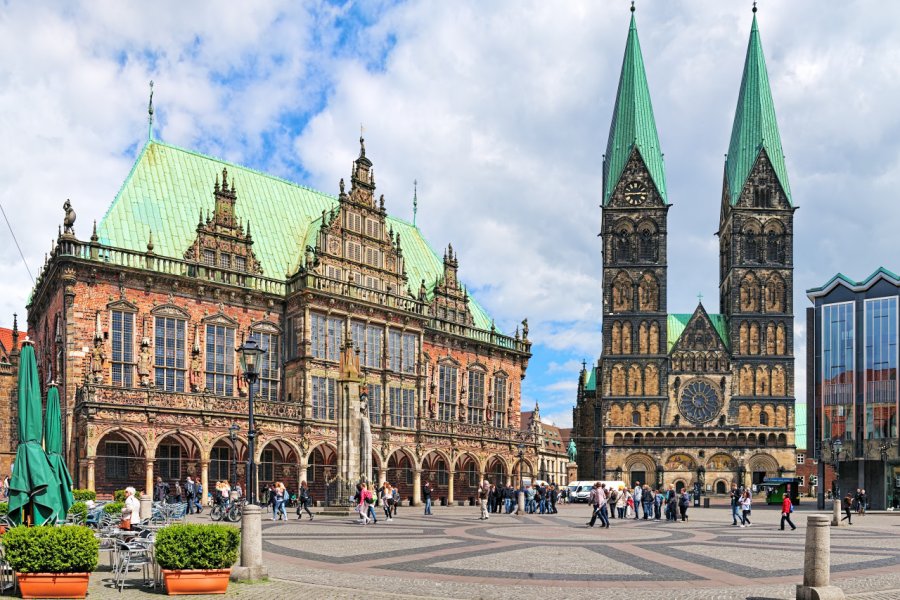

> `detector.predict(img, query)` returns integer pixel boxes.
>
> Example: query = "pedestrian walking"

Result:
[381,482,395,521]
[184,477,196,513]
[841,493,853,525]
[739,489,752,527]
[272,482,288,521]
[478,480,490,520]
[678,488,690,522]
[174,481,183,503]
[423,480,433,515]
[729,483,741,526]
[296,480,314,520]
[780,494,796,531]
[632,482,642,519]
[153,476,169,502]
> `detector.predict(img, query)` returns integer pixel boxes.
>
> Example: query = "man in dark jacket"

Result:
[153,477,170,502]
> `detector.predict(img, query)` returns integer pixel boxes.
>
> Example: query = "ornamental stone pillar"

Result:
[200,460,209,506]
[87,458,96,492]
[447,471,455,505]
[412,468,422,506]
[144,459,154,499]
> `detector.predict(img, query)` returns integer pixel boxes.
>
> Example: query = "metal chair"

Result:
[113,540,153,592]
[0,546,17,596]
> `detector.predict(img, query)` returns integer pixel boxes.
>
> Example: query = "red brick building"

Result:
[27,137,533,503]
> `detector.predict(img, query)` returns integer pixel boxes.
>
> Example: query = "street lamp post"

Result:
[237,336,265,505]
[831,438,843,501]
[228,423,240,490]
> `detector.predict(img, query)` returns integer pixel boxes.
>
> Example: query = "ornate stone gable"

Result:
[428,244,474,327]
[183,168,263,275]
[606,148,666,210]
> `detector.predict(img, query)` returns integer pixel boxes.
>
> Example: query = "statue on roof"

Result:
[63,199,76,235]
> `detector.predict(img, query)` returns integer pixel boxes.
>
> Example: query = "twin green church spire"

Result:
[604,7,790,206]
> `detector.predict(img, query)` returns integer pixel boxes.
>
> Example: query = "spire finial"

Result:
[697,291,703,303]
[752,1,757,13]
[630,0,635,12]
[359,124,366,157]
[148,80,155,140]
[413,179,418,226]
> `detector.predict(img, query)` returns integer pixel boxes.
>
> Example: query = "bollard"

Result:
[230,504,269,581]
[516,491,525,515]
[831,499,845,527]
[795,515,844,600]
[140,497,153,522]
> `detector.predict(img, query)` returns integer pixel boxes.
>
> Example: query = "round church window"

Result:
[678,378,722,425]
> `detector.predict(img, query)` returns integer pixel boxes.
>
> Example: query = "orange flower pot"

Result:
[17,572,90,599]
[162,569,231,595]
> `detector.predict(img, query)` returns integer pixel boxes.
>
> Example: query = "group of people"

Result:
[265,481,314,521]
[585,481,694,528]
[478,482,564,516]
[353,480,407,524]
[839,488,868,525]
[152,476,203,514]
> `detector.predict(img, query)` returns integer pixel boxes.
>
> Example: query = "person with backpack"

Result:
[381,482,395,521]
[780,493,796,530]
[477,480,490,520]
[184,477,196,513]
[153,476,169,502]
[678,489,690,522]
[297,480,314,520]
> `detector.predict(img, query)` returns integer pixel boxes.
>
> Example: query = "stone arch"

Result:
[755,365,770,396]
[644,364,659,395]
[650,321,660,354]
[208,434,250,489]
[706,453,736,471]
[611,364,626,396]
[776,323,786,355]
[748,453,779,480]
[306,443,337,499]
[627,364,642,396]
[257,439,301,492]
[775,404,787,428]
[613,219,635,263]
[648,404,661,426]
[741,219,762,263]
[636,219,658,262]
[613,433,624,446]
[622,322,632,354]
[454,451,483,474]
[485,456,508,486]
[766,273,785,312]
[778,433,787,446]
[714,479,729,494]
[738,405,750,426]
[749,322,760,355]
[611,321,622,354]
[665,453,696,471]
[772,366,786,396]
[638,272,659,311]
[740,272,761,311]
[624,452,656,486]
[610,404,624,427]
[739,365,754,396]
[612,271,634,312]
[388,448,417,498]
[88,426,146,458]
[739,322,749,354]
[767,433,777,446]
[623,404,635,426]
[766,322,776,355]
[624,433,634,445]
[151,429,203,458]
[91,428,147,495]
[727,433,737,445]
[639,321,649,354]
[512,457,536,481]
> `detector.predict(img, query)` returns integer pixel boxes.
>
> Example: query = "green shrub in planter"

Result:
[0,501,7,516]
[72,489,96,502]
[113,489,140,502]
[103,501,125,515]
[3,526,99,573]
[68,501,88,522]
[155,524,240,571]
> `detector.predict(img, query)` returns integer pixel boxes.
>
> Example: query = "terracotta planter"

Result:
[162,568,231,595]
[17,572,90,599]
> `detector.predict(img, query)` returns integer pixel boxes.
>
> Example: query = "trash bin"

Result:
[703,497,710,508]
[693,494,701,507]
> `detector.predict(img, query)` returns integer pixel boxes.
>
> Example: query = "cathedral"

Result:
[573,7,797,493]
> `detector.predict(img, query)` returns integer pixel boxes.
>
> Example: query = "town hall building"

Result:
[573,7,797,493]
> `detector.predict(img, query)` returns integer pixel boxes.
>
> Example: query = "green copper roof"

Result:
[585,367,597,392]
[97,140,494,331]
[603,13,667,205]
[666,312,730,352]
[725,14,792,205]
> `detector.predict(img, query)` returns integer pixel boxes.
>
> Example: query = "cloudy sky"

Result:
[1,1,898,427]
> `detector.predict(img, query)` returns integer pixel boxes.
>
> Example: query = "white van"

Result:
[567,480,626,503]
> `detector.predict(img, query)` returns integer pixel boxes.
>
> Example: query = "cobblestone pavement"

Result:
[92,502,900,599]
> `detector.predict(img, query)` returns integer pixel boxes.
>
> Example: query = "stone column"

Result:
[298,456,309,490]
[87,458,96,491]
[377,461,386,488]
[140,496,153,522]
[796,515,845,600]
[447,471,455,505]
[412,468,422,506]
[200,460,209,506]
[230,503,269,582]
[144,459,154,499]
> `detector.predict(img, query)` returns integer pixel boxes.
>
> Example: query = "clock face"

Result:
[678,378,722,425]
[623,181,648,205]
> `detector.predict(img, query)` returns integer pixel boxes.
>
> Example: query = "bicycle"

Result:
[225,499,247,522]
[210,501,229,522]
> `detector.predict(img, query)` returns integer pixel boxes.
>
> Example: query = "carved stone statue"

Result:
[137,337,153,387]
[567,440,577,463]
[521,318,529,339]
[359,399,372,483]
[90,339,106,383]
[458,396,467,422]
[63,199,76,235]
[189,348,203,392]
[427,389,437,419]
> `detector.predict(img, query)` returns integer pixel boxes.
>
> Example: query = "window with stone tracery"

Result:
[154,316,186,392]
[467,370,485,424]
[438,364,457,421]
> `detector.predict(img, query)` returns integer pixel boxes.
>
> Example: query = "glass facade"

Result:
[822,302,855,441]
[865,297,898,439]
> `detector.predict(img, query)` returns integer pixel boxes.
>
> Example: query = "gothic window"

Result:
[650,321,660,354]
[205,324,235,396]
[368,384,382,425]
[766,323,776,355]
[644,364,659,395]
[622,322,633,354]
[632,411,641,426]
[438,364,458,422]
[766,274,785,312]
[154,316,186,392]
[390,387,415,428]
[772,366,786,396]
[706,353,715,372]
[766,231,783,263]
[310,313,342,361]
[611,322,622,354]
[311,376,336,420]
[739,365,753,396]
[254,331,280,401]
[402,333,417,374]
[638,273,659,311]
[753,186,771,208]
[740,275,760,312]
[672,354,682,371]
[388,331,401,371]
[744,234,759,262]
[739,322,749,355]
[611,365,626,396]
[638,226,657,262]
[467,370,485,424]
[612,273,634,312]
[749,323,760,355]
[614,226,633,263]
[759,410,769,426]
[627,364,642,396]
[111,310,134,387]
[776,323,786,355]
[756,365,770,396]
[493,375,507,428]
[639,322,649,354]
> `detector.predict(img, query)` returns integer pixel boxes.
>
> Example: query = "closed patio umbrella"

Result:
[8,342,62,525]
[44,384,74,517]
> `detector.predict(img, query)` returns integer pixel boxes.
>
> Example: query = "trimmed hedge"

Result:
[103,501,125,515]
[3,525,99,573]
[72,489,96,502]
[0,501,7,516]
[113,489,141,502]
[154,524,240,571]
[68,501,88,522]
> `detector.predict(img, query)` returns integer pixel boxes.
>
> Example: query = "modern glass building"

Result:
[807,268,899,509]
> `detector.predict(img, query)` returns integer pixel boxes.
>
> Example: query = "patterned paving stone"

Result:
[428,545,647,576]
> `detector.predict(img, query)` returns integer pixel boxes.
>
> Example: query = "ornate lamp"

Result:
[237,335,267,504]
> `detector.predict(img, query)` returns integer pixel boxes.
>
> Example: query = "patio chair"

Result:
[113,540,153,592]
[0,545,17,596]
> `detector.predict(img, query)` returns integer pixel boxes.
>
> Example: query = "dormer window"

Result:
[219,253,231,269]
[203,250,215,266]
[234,256,246,271]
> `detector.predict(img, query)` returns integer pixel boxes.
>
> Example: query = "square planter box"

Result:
[162,568,231,595]
[17,572,90,599]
